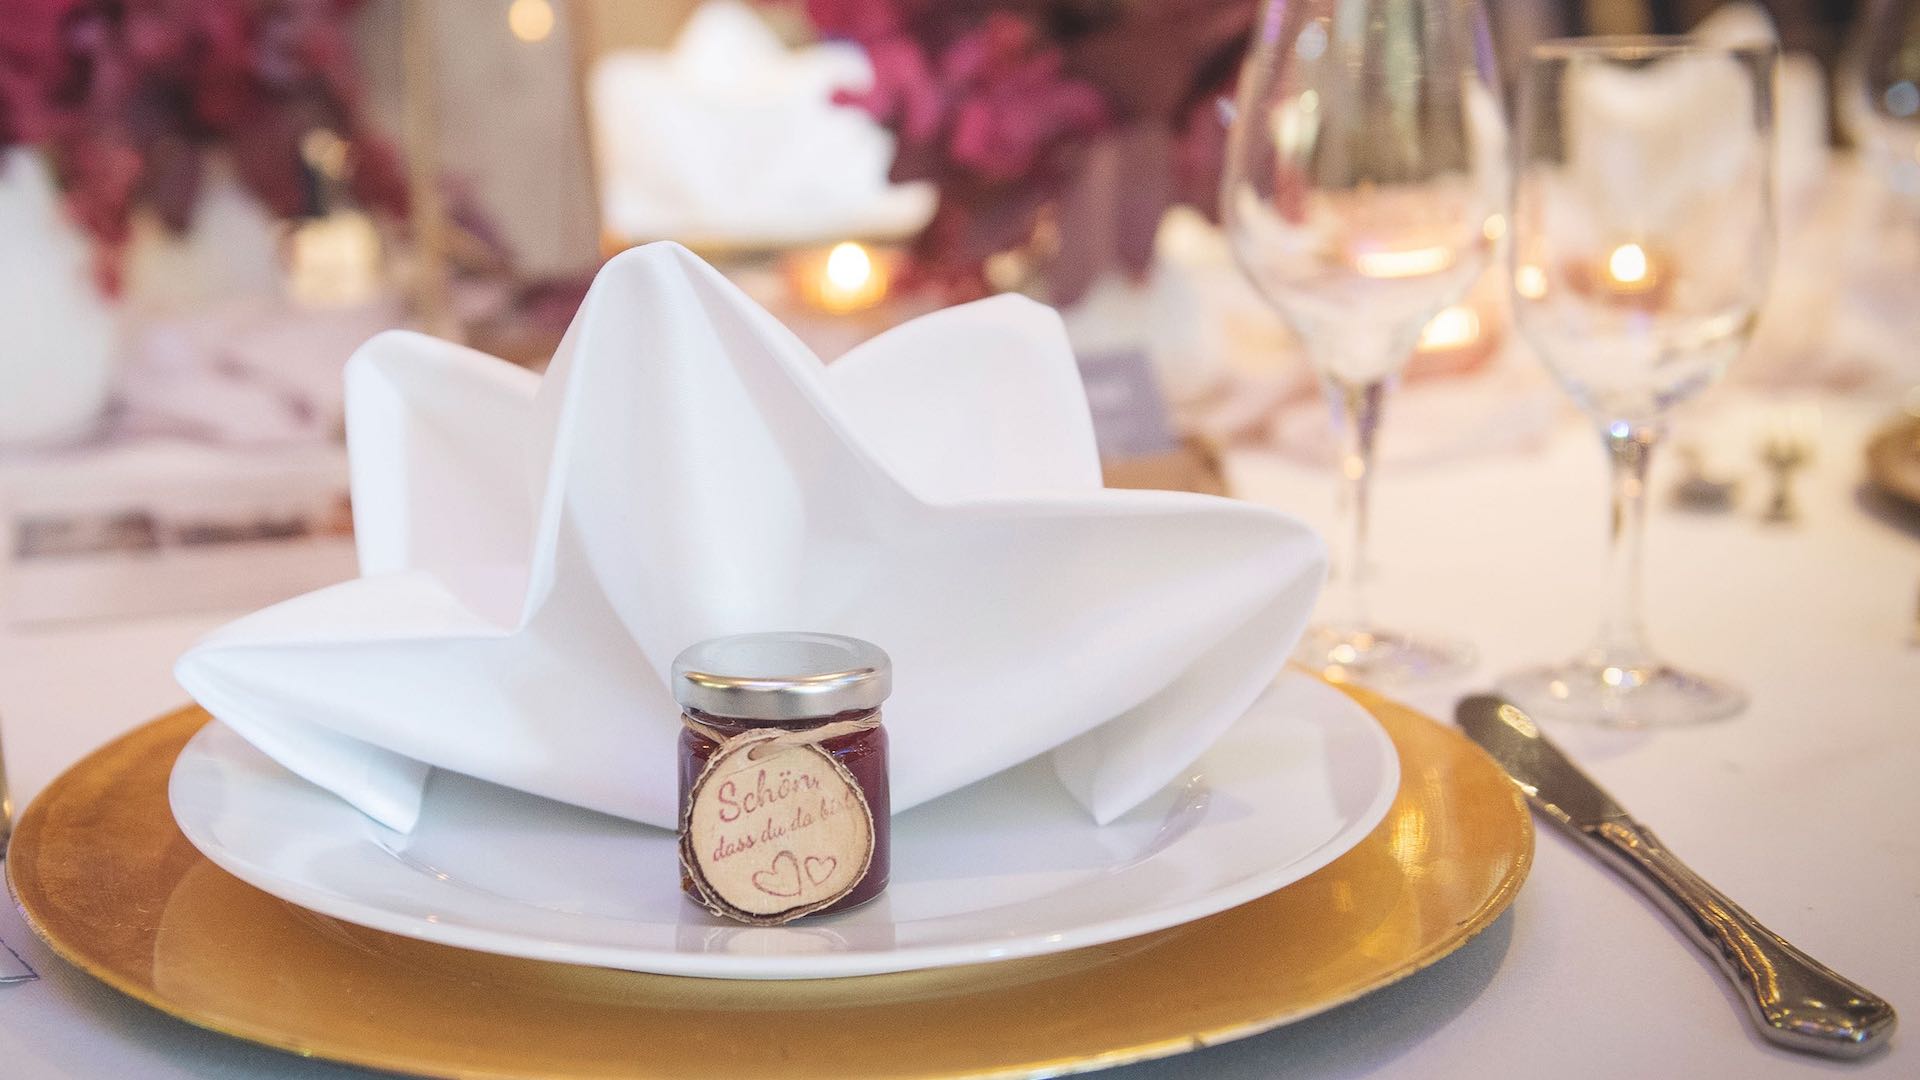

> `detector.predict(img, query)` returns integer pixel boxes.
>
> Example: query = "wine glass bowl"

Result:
[1857,0,1920,200]
[1221,0,1508,685]
[1511,40,1776,427]
[1229,181,1497,384]
[1499,38,1778,727]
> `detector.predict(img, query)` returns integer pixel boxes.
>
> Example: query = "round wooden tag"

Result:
[680,731,875,925]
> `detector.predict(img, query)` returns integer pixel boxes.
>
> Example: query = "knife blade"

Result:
[1457,694,1896,1059]
[0,937,34,985]
[0,731,35,984]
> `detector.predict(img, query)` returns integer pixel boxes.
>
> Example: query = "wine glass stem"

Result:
[1596,422,1660,663]
[1325,377,1388,633]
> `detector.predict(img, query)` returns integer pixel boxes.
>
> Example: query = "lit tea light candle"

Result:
[1352,244,1455,280]
[1411,300,1497,376]
[1420,304,1481,350]
[1408,265,1504,377]
[508,0,554,43]
[1551,242,1670,310]
[1595,242,1668,307]
[1514,263,1548,300]
[287,210,383,309]
[287,129,385,308]
[1607,243,1652,289]
[791,241,892,315]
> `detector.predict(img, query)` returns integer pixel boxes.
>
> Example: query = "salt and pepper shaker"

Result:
[1758,405,1820,526]
[1669,443,1740,513]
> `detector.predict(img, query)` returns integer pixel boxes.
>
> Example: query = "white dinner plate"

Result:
[168,672,1399,980]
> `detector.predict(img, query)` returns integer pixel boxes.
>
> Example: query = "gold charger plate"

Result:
[8,685,1531,1079]
[1867,416,1920,511]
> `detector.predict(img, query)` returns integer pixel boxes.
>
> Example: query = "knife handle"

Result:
[1583,819,1896,1058]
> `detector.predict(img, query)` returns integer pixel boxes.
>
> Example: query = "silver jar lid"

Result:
[671,632,891,721]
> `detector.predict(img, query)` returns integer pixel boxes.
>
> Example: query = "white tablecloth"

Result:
[1,390,1915,1078]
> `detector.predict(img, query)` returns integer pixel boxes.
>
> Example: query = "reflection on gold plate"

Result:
[9,685,1530,1079]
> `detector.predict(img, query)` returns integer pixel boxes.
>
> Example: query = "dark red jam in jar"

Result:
[673,633,890,921]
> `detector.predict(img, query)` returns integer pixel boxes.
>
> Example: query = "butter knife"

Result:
[0,725,37,984]
[1457,695,1895,1059]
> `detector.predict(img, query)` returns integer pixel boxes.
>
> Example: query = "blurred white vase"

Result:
[121,159,285,320]
[0,148,120,448]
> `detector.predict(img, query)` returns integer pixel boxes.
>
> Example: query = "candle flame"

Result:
[1354,245,1454,280]
[802,241,889,314]
[1513,264,1548,300]
[509,0,554,43]
[825,242,873,294]
[1607,243,1650,286]
[1418,304,1481,350]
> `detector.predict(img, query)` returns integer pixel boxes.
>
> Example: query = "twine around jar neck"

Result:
[680,711,881,761]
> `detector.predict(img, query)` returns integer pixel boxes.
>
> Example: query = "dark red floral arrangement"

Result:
[0,0,407,293]
[801,0,1255,297]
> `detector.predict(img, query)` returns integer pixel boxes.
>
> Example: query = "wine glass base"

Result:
[1496,656,1748,728]
[1295,624,1477,687]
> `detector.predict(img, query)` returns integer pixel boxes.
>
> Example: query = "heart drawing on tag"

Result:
[750,851,802,898]
[803,855,837,885]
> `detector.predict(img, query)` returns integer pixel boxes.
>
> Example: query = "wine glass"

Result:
[1849,1,1920,290]
[1500,38,1777,726]
[1857,0,1920,202]
[1221,0,1508,685]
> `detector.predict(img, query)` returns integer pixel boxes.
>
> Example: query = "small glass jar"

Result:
[673,632,891,918]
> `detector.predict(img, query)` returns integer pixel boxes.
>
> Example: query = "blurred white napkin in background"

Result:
[1692,3,1829,211]
[589,1,935,246]
[1560,4,1828,237]
[175,242,1326,834]
[1693,5,1920,391]
[1564,48,1762,238]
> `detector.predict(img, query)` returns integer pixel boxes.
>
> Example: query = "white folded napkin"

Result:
[175,242,1326,833]
[1564,48,1764,239]
[589,1,935,246]
[1691,3,1830,211]
[1560,3,1836,261]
